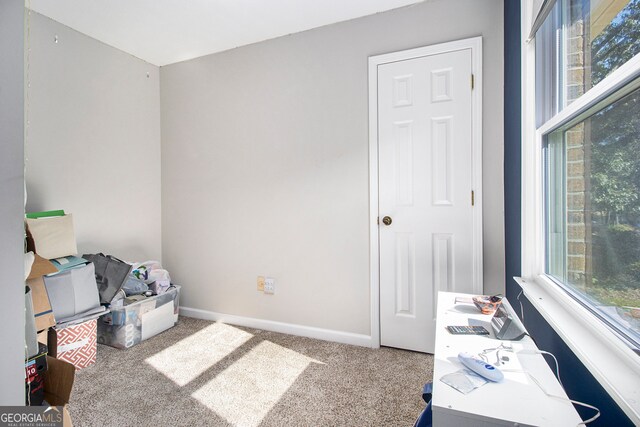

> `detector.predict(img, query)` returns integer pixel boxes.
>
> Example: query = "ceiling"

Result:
[28,0,424,66]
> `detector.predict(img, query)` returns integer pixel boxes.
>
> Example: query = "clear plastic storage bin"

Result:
[97,285,180,349]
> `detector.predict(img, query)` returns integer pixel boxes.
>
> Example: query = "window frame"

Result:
[520,0,640,423]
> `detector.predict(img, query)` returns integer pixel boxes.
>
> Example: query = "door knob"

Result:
[382,216,393,226]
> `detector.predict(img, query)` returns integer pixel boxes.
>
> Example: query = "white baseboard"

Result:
[179,306,374,348]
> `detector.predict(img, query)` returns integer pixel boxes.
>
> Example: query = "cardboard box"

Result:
[49,319,97,370]
[98,285,180,349]
[44,356,74,405]
[26,276,56,332]
[44,356,75,427]
[37,329,48,346]
[27,253,58,280]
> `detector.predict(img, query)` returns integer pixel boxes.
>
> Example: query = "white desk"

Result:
[432,292,582,426]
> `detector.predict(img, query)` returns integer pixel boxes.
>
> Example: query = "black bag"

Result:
[83,253,131,304]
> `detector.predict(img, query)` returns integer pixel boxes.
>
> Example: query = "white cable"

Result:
[527,371,600,425]
[502,367,601,425]
[574,401,601,425]
[538,350,563,388]
[517,289,525,321]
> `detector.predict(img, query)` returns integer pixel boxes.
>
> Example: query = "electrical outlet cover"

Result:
[264,277,275,294]
[257,276,265,292]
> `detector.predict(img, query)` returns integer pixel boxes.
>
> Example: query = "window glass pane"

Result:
[545,131,566,279]
[536,0,640,116]
[591,0,640,86]
[545,87,640,345]
[535,3,562,126]
[565,0,640,104]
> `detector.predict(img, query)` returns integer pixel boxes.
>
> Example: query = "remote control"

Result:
[458,352,504,382]
[447,325,489,335]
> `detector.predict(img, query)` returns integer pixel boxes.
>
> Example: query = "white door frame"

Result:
[368,37,484,348]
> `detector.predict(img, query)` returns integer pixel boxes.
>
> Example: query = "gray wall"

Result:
[161,0,505,335]
[26,12,162,262]
[0,0,25,405]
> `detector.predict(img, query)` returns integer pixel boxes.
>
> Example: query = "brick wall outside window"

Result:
[565,0,592,290]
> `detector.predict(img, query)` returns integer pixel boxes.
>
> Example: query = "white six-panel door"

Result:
[377,47,477,354]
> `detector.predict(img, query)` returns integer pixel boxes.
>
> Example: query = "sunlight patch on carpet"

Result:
[191,340,321,427]
[145,322,253,386]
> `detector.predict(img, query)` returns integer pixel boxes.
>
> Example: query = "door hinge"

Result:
[471,190,475,206]
[471,74,475,90]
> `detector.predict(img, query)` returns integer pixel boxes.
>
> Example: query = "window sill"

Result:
[515,276,640,425]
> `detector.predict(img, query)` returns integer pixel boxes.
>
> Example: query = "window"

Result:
[522,0,640,419]
[536,0,640,349]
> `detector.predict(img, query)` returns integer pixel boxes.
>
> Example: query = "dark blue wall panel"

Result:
[504,0,522,303]
[503,1,633,425]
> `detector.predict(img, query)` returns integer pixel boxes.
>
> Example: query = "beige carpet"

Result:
[70,317,433,427]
